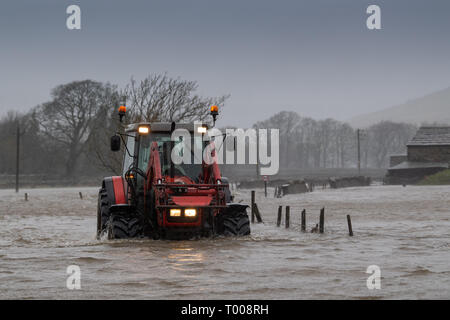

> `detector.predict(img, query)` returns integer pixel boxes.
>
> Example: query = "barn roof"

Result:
[407,127,450,146]
[388,161,449,171]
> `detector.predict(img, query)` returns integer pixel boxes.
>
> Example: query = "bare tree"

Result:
[338,123,355,167]
[124,74,229,124]
[33,80,118,178]
[254,111,301,168]
[367,121,417,168]
[87,74,230,175]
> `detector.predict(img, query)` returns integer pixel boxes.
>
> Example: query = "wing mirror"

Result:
[111,135,121,152]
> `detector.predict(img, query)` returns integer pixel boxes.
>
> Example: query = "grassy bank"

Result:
[419,169,450,185]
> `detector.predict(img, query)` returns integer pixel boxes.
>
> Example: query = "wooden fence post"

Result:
[264,180,267,198]
[277,206,282,227]
[301,209,306,232]
[253,203,263,223]
[285,206,290,228]
[347,214,353,236]
[251,190,255,223]
[319,207,324,233]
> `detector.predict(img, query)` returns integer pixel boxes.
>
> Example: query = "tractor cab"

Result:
[121,122,209,184]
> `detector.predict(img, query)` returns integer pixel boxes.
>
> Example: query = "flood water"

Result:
[1,185,449,299]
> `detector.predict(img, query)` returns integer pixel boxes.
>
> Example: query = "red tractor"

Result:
[97,106,250,240]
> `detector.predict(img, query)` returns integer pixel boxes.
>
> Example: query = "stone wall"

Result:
[408,146,450,163]
[385,167,446,185]
[328,176,371,189]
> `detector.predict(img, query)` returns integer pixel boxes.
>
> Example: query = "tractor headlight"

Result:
[197,126,207,134]
[138,126,150,134]
[169,209,181,217]
[184,208,197,217]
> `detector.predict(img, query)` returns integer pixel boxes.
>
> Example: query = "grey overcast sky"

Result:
[1,0,450,127]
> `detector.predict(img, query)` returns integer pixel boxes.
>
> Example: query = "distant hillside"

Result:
[348,87,450,128]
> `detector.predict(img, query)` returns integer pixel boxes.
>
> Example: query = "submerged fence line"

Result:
[20,191,87,201]
[250,190,354,236]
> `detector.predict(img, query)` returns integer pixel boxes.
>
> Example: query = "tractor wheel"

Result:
[97,188,110,239]
[107,214,144,239]
[222,207,250,236]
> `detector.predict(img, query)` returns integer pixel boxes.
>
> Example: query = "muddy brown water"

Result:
[1,185,449,299]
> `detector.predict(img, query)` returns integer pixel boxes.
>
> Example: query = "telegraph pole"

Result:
[255,128,259,178]
[16,123,20,193]
[357,129,361,175]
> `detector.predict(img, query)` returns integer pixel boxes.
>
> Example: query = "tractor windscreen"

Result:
[137,132,206,182]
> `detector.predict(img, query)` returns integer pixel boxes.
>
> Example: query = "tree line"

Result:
[254,111,417,169]
[0,74,418,184]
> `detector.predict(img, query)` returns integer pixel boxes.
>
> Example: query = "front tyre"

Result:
[221,204,251,236]
[107,214,144,239]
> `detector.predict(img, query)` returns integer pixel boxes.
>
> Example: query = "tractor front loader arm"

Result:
[146,141,162,187]
[202,141,222,184]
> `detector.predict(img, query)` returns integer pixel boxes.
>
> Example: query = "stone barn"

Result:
[386,127,450,184]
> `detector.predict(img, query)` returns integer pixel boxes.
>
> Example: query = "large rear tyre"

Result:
[107,214,144,239]
[221,205,251,236]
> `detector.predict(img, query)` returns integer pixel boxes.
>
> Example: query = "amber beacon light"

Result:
[210,105,219,126]
[118,105,127,122]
